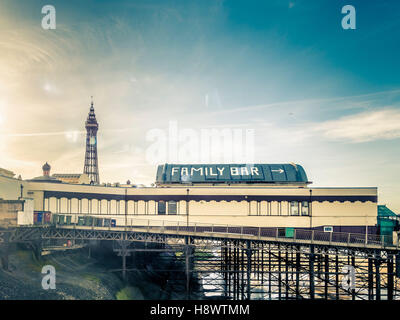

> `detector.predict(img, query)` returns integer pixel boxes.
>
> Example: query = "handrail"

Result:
[45,213,396,249]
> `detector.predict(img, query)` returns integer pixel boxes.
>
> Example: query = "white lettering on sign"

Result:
[181,167,189,176]
[209,167,217,176]
[170,165,263,179]
[191,167,203,175]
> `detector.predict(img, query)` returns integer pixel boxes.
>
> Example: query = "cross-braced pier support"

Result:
[114,240,131,281]
[7,226,400,300]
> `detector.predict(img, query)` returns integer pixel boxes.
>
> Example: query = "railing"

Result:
[46,213,399,249]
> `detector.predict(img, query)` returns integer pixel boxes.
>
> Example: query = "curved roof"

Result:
[156,163,309,185]
[27,175,62,183]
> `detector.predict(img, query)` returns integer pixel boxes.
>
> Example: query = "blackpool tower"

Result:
[83,99,100,184]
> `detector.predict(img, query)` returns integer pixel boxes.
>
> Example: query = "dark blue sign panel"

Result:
[156,164,308,184]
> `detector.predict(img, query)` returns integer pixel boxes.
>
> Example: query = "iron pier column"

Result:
[309,245,315,299]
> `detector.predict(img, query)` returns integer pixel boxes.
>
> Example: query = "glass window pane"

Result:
[158,201,166,215]
[301,201,309,216]
[290,201,299,216]
[168,201,177,215]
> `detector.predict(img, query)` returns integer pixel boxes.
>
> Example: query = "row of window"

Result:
[157,201,310,216]
[249,201,310,216]
[157,201,177,215]
[45,198,181,215]
[45,198,310,216]
[291,201,310,216]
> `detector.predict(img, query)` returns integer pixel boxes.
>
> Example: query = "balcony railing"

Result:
[43,213,398,249]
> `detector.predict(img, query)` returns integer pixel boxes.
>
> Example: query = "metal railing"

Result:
[46,213,399,249]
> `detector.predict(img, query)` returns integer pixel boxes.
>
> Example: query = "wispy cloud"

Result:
[189,88,400,119]
[312,109,400,143]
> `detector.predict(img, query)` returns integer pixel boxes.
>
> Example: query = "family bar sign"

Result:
[172,165,260,177]
[156,164,309,184]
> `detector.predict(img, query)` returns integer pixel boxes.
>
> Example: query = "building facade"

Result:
[0,163,375,234]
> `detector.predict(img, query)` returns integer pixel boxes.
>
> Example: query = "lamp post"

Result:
[309,189,313,229]
[124,188,128,230]
[186,188,189,227]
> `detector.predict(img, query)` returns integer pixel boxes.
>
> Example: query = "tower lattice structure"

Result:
[83,100,100,184]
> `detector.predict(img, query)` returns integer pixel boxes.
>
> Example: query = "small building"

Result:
[52,173,90,184]
[28,163,90,184]
[378,205,400,243]
[0,200,24,227]
[27,162,62,184]
[0,168,15,179]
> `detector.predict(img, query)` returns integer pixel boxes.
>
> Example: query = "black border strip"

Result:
[43,191,377,203]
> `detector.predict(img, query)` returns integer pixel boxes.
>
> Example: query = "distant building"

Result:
[0,200,24,227]
[27,162,62,184]
[28,163,90,185]
[117,180,137,188]
[0,168,15,178]
[52,173,90,184]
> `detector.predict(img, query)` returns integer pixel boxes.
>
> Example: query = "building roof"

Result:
[0,168,15,178]
[27,175,62,183]
[156,163,309,185]
[28,176,62,183]
[52,174,85,178]
[378,205,398,217]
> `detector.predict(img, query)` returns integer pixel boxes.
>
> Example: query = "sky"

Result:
[0,0,400,211]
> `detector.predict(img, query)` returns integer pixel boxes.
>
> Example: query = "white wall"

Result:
[25,181,378,228]
[17,198,34,225]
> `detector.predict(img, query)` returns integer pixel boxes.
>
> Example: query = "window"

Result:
[278,228,286,237]
[301,201,309,216]
[168,201,177,215]
[249,201,259,215]
[290,201,299,216]
[157,201,166,215]
[324,226,333,232]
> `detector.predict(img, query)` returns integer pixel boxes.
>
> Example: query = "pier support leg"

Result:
[185,236,194,300]
[278,244,282,300]
[296,248,300,299]
[351,256,356,300]
[285,248,289,299]
[115,239,130,282]
[268,244,272,300]
[368,258,374,300]
[309,246,315,299]
[228,243,232,298]
[0,244,9,271]
[261,244,264,297]
[375,257,381,301]
[324,254,329,299]
[241,245,245,300]
[387,255,394,300]
[245,241,252,300]
[335,254,339,300]
[222,241,228,298]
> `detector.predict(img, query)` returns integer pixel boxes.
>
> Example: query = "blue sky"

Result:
[0,0,400,210]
